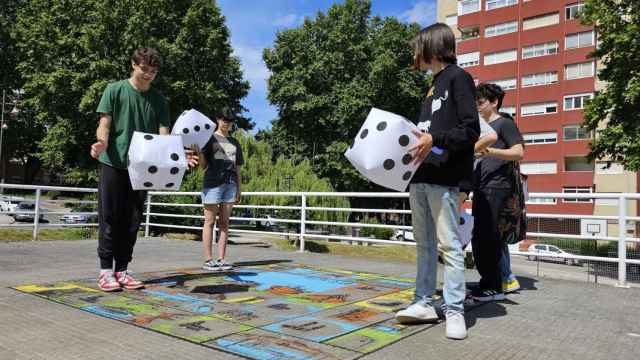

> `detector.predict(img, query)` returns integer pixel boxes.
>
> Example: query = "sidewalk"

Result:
[0,237,638,360]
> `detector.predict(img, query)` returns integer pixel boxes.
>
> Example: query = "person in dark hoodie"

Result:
[394,23,479,340]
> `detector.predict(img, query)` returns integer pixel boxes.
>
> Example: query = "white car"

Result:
[61,210,90,224]
[258,215,277,228]
[527,244,581,266]
[393,229,414,242]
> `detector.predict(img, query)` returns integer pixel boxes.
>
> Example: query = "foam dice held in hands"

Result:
[127,132,188,190]
[345,108,422,192]
[171,109,216,150]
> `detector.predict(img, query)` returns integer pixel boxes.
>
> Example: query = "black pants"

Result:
[97,164,146,272]
[471,188,511,292]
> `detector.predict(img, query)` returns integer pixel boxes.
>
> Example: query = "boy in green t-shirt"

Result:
[90,47,197,291]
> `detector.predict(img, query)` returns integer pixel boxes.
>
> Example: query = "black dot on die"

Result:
[402,154,412,165]
[360,129,369,139]
[383,159,395,170]
[144,135,154,140]
[166,183,174,188]
[194,125,201,132]
[349,142,354,149]
[376,121,387,131]
[399,135,410,147]
[402,171,412,181]
[148,166,158,174]
[182,128,189,134]
[144,182,153,188]
[170,153,179,161]
[205,124,211,130]
[170,167,180,175]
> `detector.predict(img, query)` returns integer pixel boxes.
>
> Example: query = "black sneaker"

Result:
[471,288,505,302]
[217,259,234,271]
[202,259,219,271]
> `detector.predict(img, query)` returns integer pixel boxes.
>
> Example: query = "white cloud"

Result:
[401,1,437,26]
[233,45,270,92]
[273,13,302,27]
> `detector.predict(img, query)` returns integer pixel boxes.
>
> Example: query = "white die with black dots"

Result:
[171,109,217,150]
[345,108,422,192]
[127,132,189,191]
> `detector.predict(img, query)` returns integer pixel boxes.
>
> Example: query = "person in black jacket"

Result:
[394,23,479,341]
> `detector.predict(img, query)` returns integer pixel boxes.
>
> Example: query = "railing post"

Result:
[144,192,152,238]
[616,195,629,288]
[32,189,41,241]
[299,194,306,252]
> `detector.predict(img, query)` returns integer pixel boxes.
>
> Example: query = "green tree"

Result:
[263,0,429,193]
[13,0,249,185]
[581,0,640,170]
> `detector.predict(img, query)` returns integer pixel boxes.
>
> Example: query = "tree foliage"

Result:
[581,0,640,170]
[12,0,249,185]
[263,0,429,192]
[154,131,349,233]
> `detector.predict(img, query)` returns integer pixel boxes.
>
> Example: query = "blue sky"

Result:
[217,0,437,130]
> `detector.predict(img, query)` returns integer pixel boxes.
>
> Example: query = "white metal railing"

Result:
[1,183,639,287]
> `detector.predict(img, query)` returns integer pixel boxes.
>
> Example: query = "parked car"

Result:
[12,202,46,222]
[527,244,581,266]
[61,209,90,224]
[0,196,23,213]
[392,229,414,242]
[258,215,277,229]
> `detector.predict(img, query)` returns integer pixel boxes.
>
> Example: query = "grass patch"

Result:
[275,239,417,263]
[162,232,200,241]
[0,227,97,241]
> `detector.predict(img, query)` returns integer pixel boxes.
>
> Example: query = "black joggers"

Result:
[97,164,146,272]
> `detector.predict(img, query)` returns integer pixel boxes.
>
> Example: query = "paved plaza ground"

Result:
[1,237,639,360]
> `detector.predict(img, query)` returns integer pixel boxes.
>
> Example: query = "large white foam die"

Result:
[127,132,188,191]
[345,108,421,192]
[171,109,216,150]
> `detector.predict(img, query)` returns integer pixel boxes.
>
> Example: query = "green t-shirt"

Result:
[96,79,170,169]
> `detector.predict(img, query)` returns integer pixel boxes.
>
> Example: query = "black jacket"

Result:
[411,64,480,186]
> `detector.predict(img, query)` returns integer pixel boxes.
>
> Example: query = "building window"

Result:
[459,26,480,41]
[564,93,593,110]
[521,102,558,116]
[523,13,560,30]
[458,51,480,68]
[485,21,518,37]
[445,14,458,26]
[566,2,585,20]
[484,49,517,65]
[565,156,594,172]
[520,161,557,175]
[565,61,594,80]
[488,78,517,90]
[459,0,480,15]
[565,30,595,49]
[486,0,517,11]
[522,41,559,59]
[522,72,558,87]
[563,186,592,203]
[527,197,557,205]
[595,161,624,174]
[563,125,592,141]
[501,106,516,118]
[523,132,557,144]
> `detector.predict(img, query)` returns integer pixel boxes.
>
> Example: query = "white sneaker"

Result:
[445,311,467,340]
[395,303,439,324]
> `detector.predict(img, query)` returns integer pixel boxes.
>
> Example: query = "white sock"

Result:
[100,269,113,276]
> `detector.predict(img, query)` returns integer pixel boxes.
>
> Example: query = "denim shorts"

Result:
[201,182,237,204]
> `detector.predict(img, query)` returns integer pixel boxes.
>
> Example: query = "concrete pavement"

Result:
[0,237,638,360]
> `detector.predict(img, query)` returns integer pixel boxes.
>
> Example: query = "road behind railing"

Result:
[1,183,639,287]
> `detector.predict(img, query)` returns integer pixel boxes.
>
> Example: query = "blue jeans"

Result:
[500,243,515,282]
[409,183,466,314]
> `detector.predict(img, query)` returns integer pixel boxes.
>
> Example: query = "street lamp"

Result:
[0,90,19,187]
